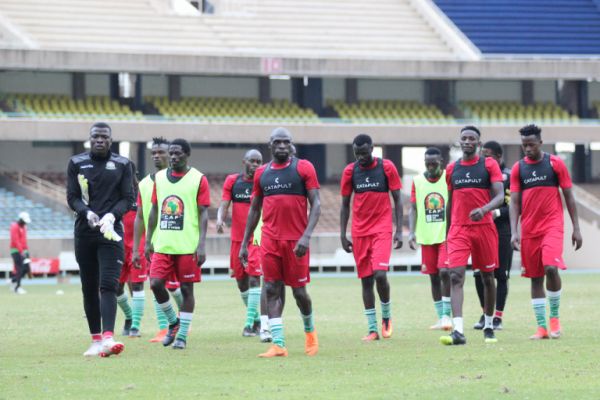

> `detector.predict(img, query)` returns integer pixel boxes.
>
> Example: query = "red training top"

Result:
[252,158,320,241]
[222,173,253,242]
[446,155,503,226]
[510,154,572,238]
[10,222,28,253]
[340,158,402,237]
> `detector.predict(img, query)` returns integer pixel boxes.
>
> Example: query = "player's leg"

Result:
[472,271,485,329]
[441,226,469,345]
[374,270,393,338]
[423,244,447,330]
[149,254,180,347]
[480,270,497,343]
[116,280,133,336]
[243,275,261,337]
[10,252,25,293]
[75,236,103,356]
[493,235,512,330]
[259,281,271,342]
[522,237,549,339]
[545,266,562,338]
[371,232,393,338]
[96,238,125,357]
[439,267,452,329]
[129,281,145,337]
[361,275,378,340]
[171,255,201,349]
[354,235,378,340]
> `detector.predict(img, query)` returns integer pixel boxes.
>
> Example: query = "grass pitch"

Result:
[1,273,600,399]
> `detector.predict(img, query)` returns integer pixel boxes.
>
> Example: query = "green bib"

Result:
[414,171,448,245]
[153,168,203,254]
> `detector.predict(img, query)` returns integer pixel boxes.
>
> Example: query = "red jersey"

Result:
[222,173,253,242]
[151,170,210,207]
[252,157,319,241]
[510,153,572,238]
[446,155,503,226]
[9,222,28,254]
[341,158,402,237]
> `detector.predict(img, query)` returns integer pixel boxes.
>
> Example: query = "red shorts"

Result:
[119,245,148,283]
[520,232,567,278]
[447,224,498,272]
[261,235,310,288]
[420,242,448,275]
[230,241,262,280]
[150,253,201,283]
[352,232,392,279]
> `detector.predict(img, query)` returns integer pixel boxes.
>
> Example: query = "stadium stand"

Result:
[329,100,454,124]
[4,94,143,120]
[0,187,73,239]
[459,101,577,124]
[0,0,469,59]
[146,96,319,123]
[433,0,600,54]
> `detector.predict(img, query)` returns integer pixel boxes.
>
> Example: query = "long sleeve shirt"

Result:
[9,222,28,254]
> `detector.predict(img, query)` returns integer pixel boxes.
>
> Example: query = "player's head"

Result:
[424,147,443,178]
[519,124,543,161]
[243,149,263,178]
[169,138,191,171]
[269,127,293,163]
[482,140,503,167]
[352,134,374,167]
[151,136,170,170]
[89,122,112,157]
[18,211,31,225]
[459,125,481,157]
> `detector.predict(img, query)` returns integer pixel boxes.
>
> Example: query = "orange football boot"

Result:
[382,319,393,338]
[529,326,549,340]
[549,317,561,339]
[362,331,380,342]
[258,344,288,358]
[149,329,167,343]
[305,331,319,356]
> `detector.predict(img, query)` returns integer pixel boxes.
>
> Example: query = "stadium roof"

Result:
[0,0,600,79]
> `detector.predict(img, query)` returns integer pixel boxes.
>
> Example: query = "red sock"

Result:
[102,331,114,339]
[91,333,102,342]
[495,310,503,319]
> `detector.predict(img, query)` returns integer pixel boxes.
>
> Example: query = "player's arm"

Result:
[391,189,403,249]
[196,204,209,266]
[66,160,96,226]
[408,201,417,250]
[240,195,263,265]
[294,188,321,257]
[562,188,582,250]
[340,195,352,253]
[109,161,134,220]
[470,181,504,222]
[132,204,144,268]
[509,191,522,251]
[216,200,231,234]
[144,202,158,262]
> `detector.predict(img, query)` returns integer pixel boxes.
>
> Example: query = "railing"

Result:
[0,165,67,206]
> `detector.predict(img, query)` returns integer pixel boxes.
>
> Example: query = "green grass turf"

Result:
[1,274,600,399]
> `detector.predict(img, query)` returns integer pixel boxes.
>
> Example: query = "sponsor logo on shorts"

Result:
[298,277,308,282]
[183,274,195,279]
[379,262,389,267]
[138,274,147,279]
[483,263,496,270]
[421,264,427,272]
[555,258,561,263]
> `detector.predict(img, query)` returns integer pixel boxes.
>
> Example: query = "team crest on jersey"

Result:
[424,192,445,223]
[160,195,184,230]
[105,161,116,170]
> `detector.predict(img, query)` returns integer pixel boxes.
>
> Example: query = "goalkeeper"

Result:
[67,122,134,358]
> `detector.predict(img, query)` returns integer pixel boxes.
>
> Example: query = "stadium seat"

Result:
[329,100,454,124]
[459,101,576,124]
